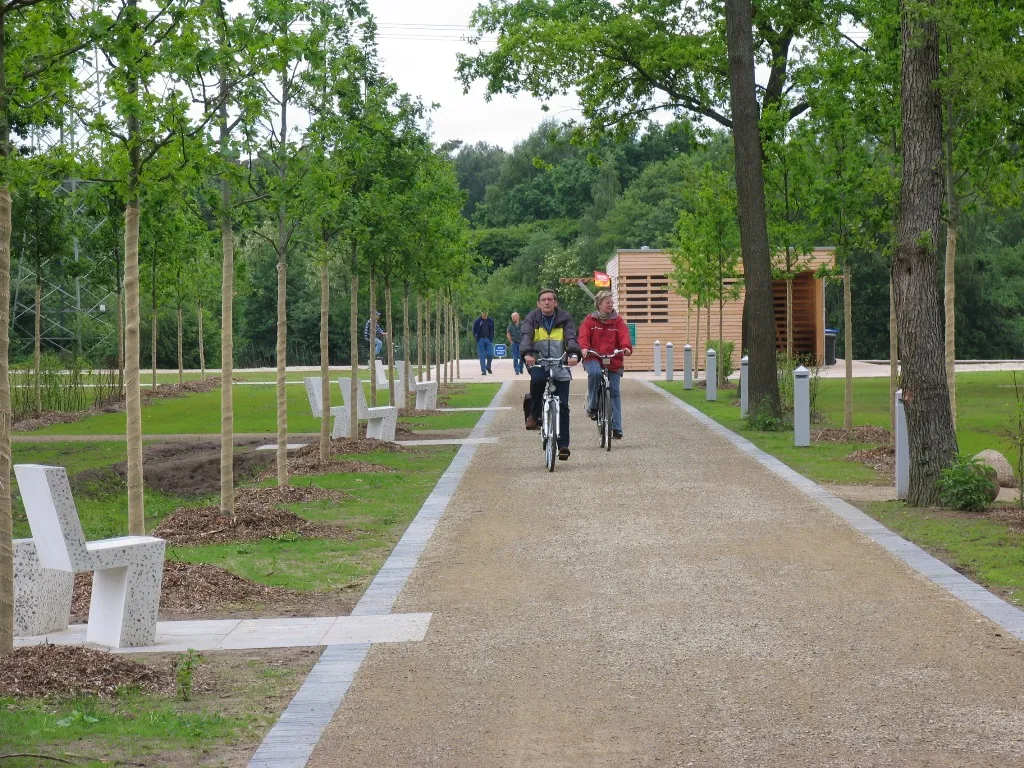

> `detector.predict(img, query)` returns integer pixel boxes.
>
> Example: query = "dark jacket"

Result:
[519,307,581,381]
[473,316,495,341]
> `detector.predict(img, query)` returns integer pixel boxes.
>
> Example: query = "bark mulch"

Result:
[814,425,892,444]
[264,456,398,481]
[0,645,173,699]
[848,445,895,476]
[296,437,408,457]
[152,493,346,546]
[143,376,223,400]
[116,439,273,497]
[71,561,295,621]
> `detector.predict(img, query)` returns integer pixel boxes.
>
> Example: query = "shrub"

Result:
[706,340,735,378]
[937,455,998,512]
[777,352,822,418]
[746,398,786,432]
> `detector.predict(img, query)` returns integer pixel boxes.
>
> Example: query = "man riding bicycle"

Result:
[579,290,632,439]
[521,288,581,460]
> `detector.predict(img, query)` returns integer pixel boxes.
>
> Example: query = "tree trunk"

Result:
[33,276,40,416]
[416,295,423,381]
[455,303,461,379]
[217,71,235,516]
[943,135,958,426]
[443,298,450,385]
[125,204,145,535]
[177,302,183,386]
[349,241,359,439]
[725,0,780,414]
[435,293,441,384]
[368,270,377,407]
[319,261,330,461]
[786,276,793,359]
[403,281,411,404]
[843,260,853,431]
[197,299,205,380]
[385,277,395,407]
[718,291,725,382]
[275,67,289,487]
[151,252,158,391]
[695,299,701,374]
[894,0,958,505]
[0,186,15,653]
[889,276,898,441]
[424,294,431,382]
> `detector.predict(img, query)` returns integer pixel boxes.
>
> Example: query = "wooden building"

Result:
[606,247,836,372]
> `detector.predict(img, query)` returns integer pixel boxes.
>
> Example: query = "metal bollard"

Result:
[683,345,693,389]
[740,355,749,417]
[896,389,909,499]
[794,365,810,446]
[666,342,674,381]
[706,348,717,401]
[654,340,662,377]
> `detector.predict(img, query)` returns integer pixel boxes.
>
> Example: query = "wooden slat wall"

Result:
[610,249,832,372]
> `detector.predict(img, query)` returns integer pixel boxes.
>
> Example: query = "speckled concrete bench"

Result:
[337,378,398,442]
[15,464,166,648]
[376,359,406,408]
[304,376,349,438]
[412,379,438,410]
[13,538,74,637]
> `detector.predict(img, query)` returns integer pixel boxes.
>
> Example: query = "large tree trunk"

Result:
[33,275,40,416]
[894,0,958,505]
[725,0,780,414]
[349,241,359,439]
[0,186,15,653]
[319,261,330,461]
[125,204,145,535]
[385,276,395,407]
[843,261,853,431]
[218,77,235,516]
[197,299,205,380]
[368,270,377,407]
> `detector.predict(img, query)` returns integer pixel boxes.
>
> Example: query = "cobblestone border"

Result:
[249,381,512,767]
[644,380,1024,641]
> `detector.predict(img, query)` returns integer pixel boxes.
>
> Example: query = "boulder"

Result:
[974,449,1018,489]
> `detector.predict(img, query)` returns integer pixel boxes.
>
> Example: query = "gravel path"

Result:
[309,379,1024,767]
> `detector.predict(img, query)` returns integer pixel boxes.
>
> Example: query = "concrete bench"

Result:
[412,378,438,410]
[304,376,349,438]
[375,358,407,408]
[337,378,398,442]
[15,464,166,648]
[14,538,74,637]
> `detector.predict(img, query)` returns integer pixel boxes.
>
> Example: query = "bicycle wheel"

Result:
[603,379,612,452]
[541,395,549,451]
[597,384,607,448]
[546,397,558,472]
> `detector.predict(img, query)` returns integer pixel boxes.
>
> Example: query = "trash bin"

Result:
[824,329,839,366]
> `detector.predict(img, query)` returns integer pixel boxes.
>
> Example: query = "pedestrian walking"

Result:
[473,310,495,375]
[507,312,523,375]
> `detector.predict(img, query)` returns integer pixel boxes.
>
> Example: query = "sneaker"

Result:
[487,368,492,374]
[612,430,623,439]
[587,410,597,421]
[558,447,570,460]
[525,416,539,431]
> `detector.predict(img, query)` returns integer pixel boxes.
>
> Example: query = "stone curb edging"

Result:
[248,381,512,768]
[643,379,1024,641]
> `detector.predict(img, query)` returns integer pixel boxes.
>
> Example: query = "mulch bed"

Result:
[71,561,295,620]
[143,376,223,400]
[110,439,273,497]
[0,645,173,699]
[814,425,892,444]
[296,437,408,457]
[269,456,398,480]
[848,445,895,476]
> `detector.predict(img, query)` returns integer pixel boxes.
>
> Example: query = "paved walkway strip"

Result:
[248,382,512,768]
[644,380,1024,640]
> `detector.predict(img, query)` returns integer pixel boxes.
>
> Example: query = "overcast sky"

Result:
[366,0,582,151]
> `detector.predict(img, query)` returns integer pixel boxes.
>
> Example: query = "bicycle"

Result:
[529,354,571,472]
[585,349,627,451]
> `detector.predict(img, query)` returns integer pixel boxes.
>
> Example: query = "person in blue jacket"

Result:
[473,310,495,375]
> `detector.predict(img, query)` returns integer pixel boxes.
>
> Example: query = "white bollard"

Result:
[740,355,749,418]
[654,340,662,377]
[666,342,674,381]
[706,348,717,401]
[683,345,693,390]
[794,365,810,446]
[896,389,909,500]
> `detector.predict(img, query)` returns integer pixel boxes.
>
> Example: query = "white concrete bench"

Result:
[374,358,408,408]
[14,538,74,637]
[304,376,349,438]
[15,464,166,648]
[412,378,438,410]
[337,378,398,442]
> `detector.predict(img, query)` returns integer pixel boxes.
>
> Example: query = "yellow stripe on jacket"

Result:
[534,327,564,342]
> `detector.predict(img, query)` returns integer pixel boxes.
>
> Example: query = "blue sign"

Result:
[493,343,508,358]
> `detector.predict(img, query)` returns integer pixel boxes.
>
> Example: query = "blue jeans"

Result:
[477,338,493,373]
[585,361,623,431]
[529,367,570,448]
[373,337,382,358]
[511,342,522,374]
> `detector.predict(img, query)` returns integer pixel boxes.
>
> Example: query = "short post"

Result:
[683,345,693,390]
[740,355,749,418]
[665,342,674,381]
[794,365,810,447]
[654,340,662,377]
[705,348,717,401]
[896,389,909,500]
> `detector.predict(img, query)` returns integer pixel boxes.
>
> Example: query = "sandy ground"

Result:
[307,379,1024,767]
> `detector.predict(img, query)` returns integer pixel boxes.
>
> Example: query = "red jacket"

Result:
[578,312,632,372]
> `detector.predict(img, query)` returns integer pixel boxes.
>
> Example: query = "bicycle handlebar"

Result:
[583,348,628,360]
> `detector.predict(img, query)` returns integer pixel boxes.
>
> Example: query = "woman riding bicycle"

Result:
[579,290,632,439]
[521,288,581,460]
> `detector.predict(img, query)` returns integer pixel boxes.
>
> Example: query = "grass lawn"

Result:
[21,381,500,436]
